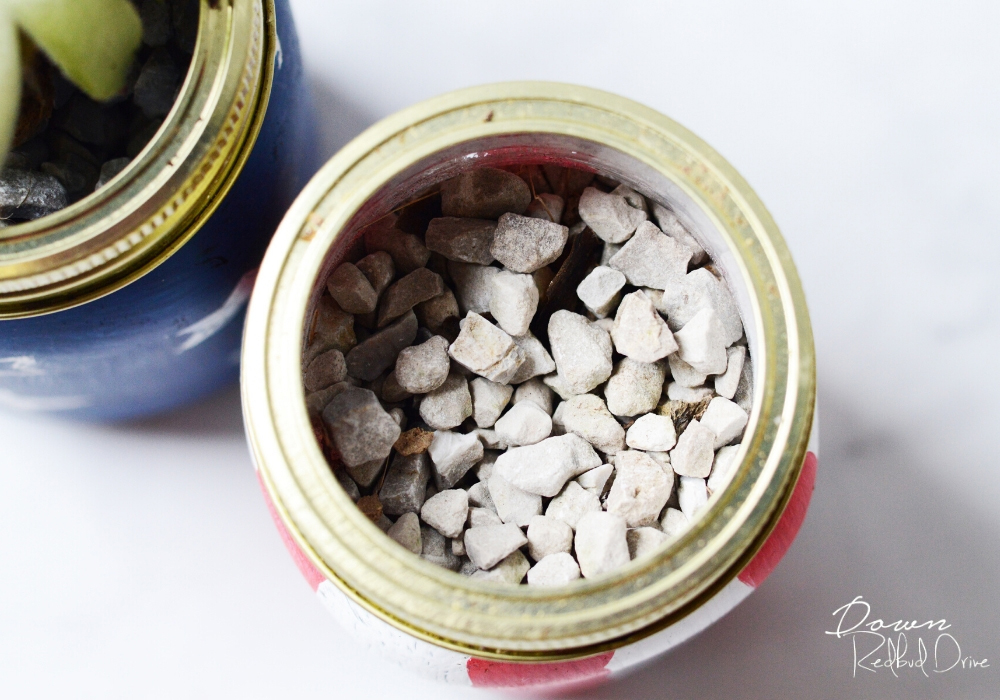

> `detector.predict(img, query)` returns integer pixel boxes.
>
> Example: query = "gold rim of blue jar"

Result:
[0,0,276,319]
[242,82,816,660]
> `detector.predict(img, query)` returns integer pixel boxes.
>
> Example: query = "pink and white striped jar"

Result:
[242,83,817,691]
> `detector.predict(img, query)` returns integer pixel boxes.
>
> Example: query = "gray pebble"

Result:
[344,310,417,381]
[387,512,422,554]
[490,213,569,273]
[395,335,450,394]
[418,372,472,430]
[425,217,497,265]
[327,262,378,314]
[321,387,400,468]
[378,268,445,328]
[364,215,430,274]
[134,49,181,118]
[379,453,431,515]
[441,167,532,219]
[95,157,131,190]
[303,349,347,392]
[355,251,395,297]
[0,169,67,220]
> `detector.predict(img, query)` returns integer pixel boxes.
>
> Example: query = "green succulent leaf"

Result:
[0,11,19,157]
[8,0,142,101]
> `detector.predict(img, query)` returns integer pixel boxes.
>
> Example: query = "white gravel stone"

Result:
[678,476,708,518]
[714,346,747,400]
[576,464,614,495]
[527,552,581,587]
[512,378,554,415]
[419,372,473,430]
[660,507,689,537]
[707,444,741,495]
[606,451,674,527]
[467,483,496,516]
[475,451,500,481]
[670,419,716,478]
[470,377,513,428]
[575,511,630,578]
[447,261,498,315]
[578,186,648,243]
[600,241,623,267]
[489,270,539,336]
[508,332,556,384]
[491,213,569,273]
[666,382,714,402]
[495,433,602,497]
[449,312,526,384]
[611,290,678,363]
[471,550,530,584]
[604,358,666,417]
[488,473,542,527]
[474,429,507,451]
[420,489,469,539]
[394,335,451,394]
[667,353,708,388]
[646,451,671,471]
[428,430,484,489]
[494,401,552,446]
[452,537,467,556]
[464,523,528,570]
[627,527,670,560]
[542,372,576,400]
[700,397,749,448]
[526,515,574,561]
[608,221,691,289]
[649,268,743,345]
[322,387,401,468]
[547,311,613,394]
[651,202,706,266]
[674,308,728,375]
[576,266,627,318]
[545,480,602,530]
[387,512,422,554]
[552,394,626,455]
[468,506,502,528]
[625,414,677,451]
[592,317,615,334]
[611,184,649,213]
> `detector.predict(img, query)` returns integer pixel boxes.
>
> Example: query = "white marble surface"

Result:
[1,1,997,697]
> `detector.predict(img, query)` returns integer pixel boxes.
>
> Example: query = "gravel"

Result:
[308,165,753,586]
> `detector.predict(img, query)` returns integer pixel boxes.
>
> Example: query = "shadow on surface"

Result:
[308,74,381,162]
[570,384,1000,700]
[121,382,246,438]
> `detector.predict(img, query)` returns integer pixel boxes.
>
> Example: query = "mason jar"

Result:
[242,82,817,690]
[0,0,315,420]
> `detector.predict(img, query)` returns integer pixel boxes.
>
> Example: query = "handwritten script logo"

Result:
[826,596,989,678]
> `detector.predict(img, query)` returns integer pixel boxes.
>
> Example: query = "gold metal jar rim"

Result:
[0,0,276,319]
[242,82,816,661]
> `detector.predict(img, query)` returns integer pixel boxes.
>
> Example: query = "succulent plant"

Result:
[0,0,142,162]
